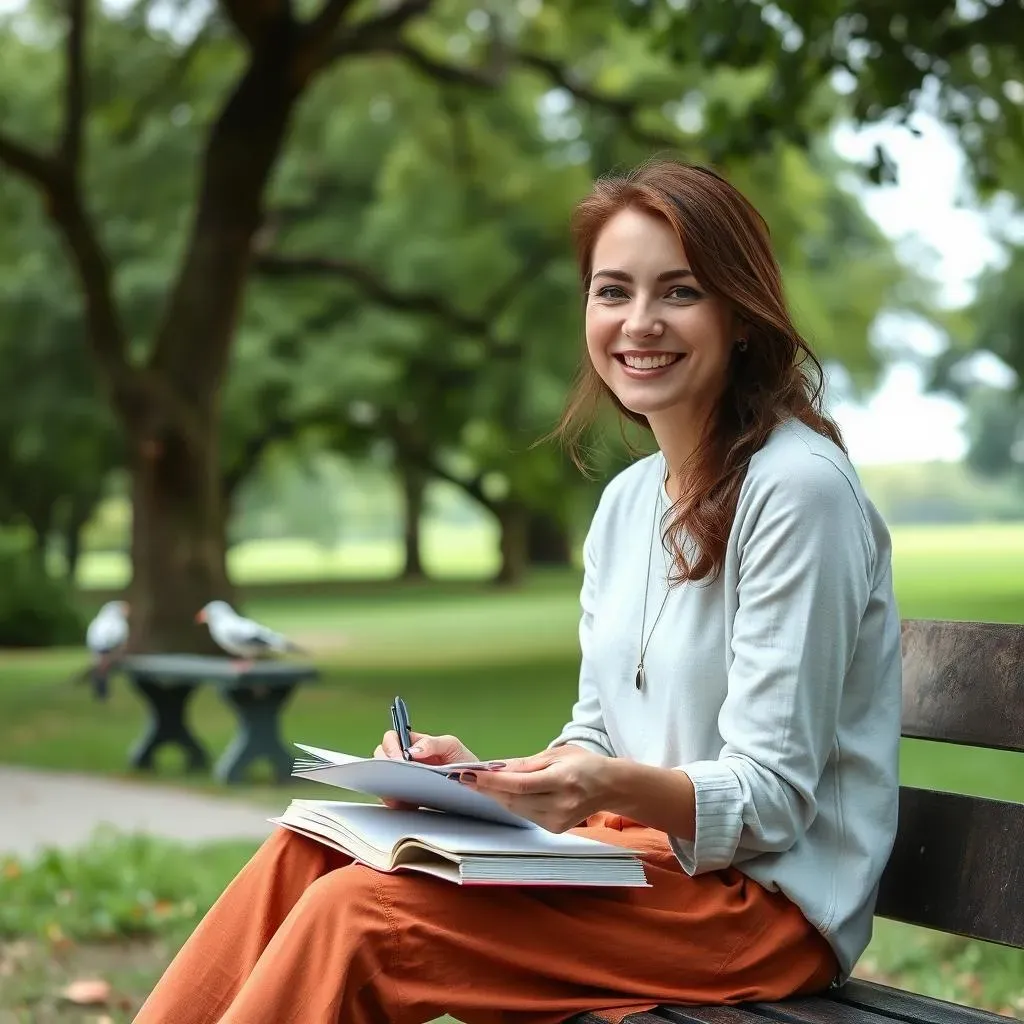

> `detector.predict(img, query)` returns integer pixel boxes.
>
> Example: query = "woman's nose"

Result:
[623,304,664,339]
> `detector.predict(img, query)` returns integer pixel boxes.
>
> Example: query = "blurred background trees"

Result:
[0,0,1022,649]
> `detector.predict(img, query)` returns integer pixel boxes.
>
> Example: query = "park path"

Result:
[0,765,276,860]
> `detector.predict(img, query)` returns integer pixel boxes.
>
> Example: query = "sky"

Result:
[828,115,1013,465]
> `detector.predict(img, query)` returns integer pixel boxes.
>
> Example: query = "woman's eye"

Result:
[595,285,627,299]
[668,285,701,301]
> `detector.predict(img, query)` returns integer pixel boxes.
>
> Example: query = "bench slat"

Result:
[900,620,1024,753]
[653,1005,769,1024]
[570,1013,675,1023]
[832,979,1014,1024]
[876,786,1024,947]
[746,996,900,1024]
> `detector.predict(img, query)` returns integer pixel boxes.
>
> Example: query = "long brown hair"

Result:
[555,157,845,585]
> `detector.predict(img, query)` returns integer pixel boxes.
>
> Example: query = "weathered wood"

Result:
[749,997,924,1024]
[900,620,1024,753]
[832,979,1013,1024]
[570,1013,675,1023]
[875,786,1024,947]
[656,1006,775,1024]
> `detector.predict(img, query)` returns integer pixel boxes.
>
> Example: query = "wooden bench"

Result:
[118,654,319,784]
[567,618,1024,1024]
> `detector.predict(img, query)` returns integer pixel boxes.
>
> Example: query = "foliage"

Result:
[0,537,85,648]
[0,0,1019,629]
[0,831,254,945]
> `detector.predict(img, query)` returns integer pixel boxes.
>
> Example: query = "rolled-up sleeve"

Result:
[670,456,874,874]
[548,515,615,758]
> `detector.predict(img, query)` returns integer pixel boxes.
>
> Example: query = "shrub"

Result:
[0,537,85,647]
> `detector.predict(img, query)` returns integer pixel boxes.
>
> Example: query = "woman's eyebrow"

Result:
[592,268,695,282]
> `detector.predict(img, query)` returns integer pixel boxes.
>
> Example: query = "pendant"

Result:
[635,663,645,691]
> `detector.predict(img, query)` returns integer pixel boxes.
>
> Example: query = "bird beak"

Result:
[121,602,131,615]
[195,610,206,624]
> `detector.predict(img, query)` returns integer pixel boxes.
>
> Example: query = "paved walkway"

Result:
[0,765,277,860]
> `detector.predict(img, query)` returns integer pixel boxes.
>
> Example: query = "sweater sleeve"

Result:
[547,514,616,758]
[669,455,874,874]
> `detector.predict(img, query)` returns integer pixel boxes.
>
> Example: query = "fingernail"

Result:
[486,762,506,769]
[409,744,423,754]
[457,771,477,785]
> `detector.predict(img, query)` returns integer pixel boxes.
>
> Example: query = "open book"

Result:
[279,744,649,887]
[272,799,649,887]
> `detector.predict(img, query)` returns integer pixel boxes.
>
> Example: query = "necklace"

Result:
[635,471,672,691]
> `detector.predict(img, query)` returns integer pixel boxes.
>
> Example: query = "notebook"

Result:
[271,799,650,887]
[290,743,533,827]
[280,744,650,887]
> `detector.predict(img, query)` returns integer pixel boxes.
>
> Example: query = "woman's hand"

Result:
[374,730,478,766]
[460,745,611,833]
[374,730,480,810]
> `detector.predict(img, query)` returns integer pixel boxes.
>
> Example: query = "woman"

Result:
[134,159,902,1024]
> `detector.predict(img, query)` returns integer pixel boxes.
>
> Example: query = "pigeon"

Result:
[195,600,306,668]
[79,600,130,700]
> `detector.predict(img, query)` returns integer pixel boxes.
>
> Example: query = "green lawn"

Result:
[3,521,1024,1019]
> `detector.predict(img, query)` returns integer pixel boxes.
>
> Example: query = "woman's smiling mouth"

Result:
[615,351,686,376]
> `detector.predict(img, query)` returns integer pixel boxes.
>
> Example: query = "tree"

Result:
[2,0,1016,643]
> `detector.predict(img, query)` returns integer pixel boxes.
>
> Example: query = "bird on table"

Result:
[80,599,130,700]
[195,600,306,670]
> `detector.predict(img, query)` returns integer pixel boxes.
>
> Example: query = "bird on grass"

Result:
[78,600,130,701]
[195,600,307,670]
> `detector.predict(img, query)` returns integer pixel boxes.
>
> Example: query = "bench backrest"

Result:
[875,619,1024,948]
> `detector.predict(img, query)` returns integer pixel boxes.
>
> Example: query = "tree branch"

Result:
[419,452,493,512]
[113,22,213,146]
[291,0,360,81]
[0,135,130,396]
[350,39,680,151]
[61,0,86,170]
[0,133,60,188]
[223,411,301,498]
[375,39,500,87]
[254,252,491,336]
[337,0,434,51]
[306,0,358,38]
[220,0,291,47]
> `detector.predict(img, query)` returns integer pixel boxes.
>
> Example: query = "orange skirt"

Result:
[133,812,837,1024]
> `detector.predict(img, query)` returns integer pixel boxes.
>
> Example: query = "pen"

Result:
[391,695,413,761]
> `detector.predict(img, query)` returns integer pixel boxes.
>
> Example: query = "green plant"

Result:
[0,535,85,647]
[0,830,256,945]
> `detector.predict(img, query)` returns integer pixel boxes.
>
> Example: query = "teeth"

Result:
[622,353,679,370]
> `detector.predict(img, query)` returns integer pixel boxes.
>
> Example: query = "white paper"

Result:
[291,747,533,828]
[291,800,640,857]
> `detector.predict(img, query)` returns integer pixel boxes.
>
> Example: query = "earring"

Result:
[736,338,748,352]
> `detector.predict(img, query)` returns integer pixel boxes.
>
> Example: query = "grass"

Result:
[3,521,1024,1019]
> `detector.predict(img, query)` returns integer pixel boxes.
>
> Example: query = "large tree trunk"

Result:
[398,459,427,581]
[526,508,572,567]
[495,499,529,586]
[127,404,230,652]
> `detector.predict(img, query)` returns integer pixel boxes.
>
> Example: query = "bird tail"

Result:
[285,640,309,656]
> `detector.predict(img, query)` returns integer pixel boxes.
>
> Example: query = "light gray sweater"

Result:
[550,418,903,981]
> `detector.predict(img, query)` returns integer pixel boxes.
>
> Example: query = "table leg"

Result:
[128,677,210,773]
[214,685,296,784]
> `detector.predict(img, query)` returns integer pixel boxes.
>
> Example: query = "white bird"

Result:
[195,600,306,667]
[80,600,130,700]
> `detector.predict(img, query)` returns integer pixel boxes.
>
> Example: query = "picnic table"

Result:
[118,654,319,784]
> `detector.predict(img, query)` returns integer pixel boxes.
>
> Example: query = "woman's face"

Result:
[585,207,738,429]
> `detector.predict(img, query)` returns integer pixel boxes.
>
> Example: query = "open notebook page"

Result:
[291,801,640,858]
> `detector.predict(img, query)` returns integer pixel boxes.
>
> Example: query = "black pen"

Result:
[391,695,413,761]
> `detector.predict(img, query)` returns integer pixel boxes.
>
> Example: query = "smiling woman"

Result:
[132,159,903,1024]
